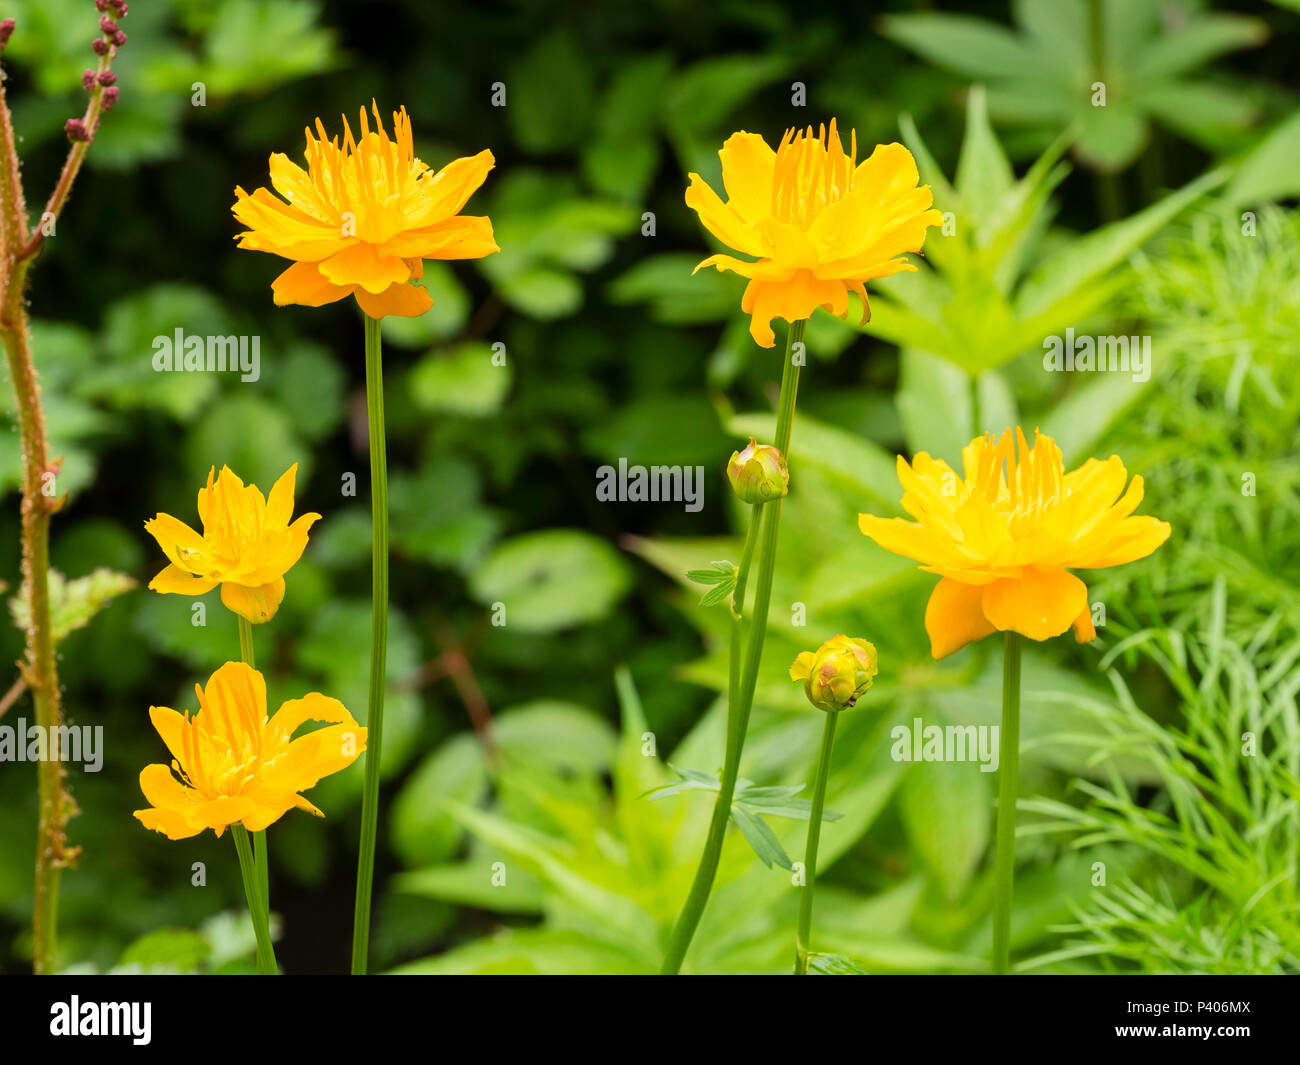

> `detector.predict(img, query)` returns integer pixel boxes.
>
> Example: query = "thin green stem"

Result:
[231,824,276,974]
[794,710,838,974]
[660,318,805,974]
[351,313,389,975]
[727,505,766,711]
[992,631,1022,975]
[235,615,271,953]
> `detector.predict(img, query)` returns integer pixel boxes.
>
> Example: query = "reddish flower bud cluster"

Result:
[97,70,116,86]
[0,18,14,49]
[64,118,92,144]
[82,69,98,91]
[102,86,119,110]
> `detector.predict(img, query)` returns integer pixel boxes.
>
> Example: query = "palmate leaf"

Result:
[864,93,1227,376]
[882,0,1265,171]
[644,767,842,869]
[9,567,136,644]
[686,560,738,609]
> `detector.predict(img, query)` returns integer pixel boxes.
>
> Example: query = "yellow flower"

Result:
[134,662,365,840]
[790,634,879,712]
[685,119,942,347]
[232,102,498,319]
[859,429,1170,660]
[144,464,319,625]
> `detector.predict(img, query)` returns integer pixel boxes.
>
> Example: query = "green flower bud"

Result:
[789,635,879,712]
[726,437,789,504]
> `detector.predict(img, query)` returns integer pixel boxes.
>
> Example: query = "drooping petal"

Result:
[271,261,353,308]
[220,578,286,625]
[148,564,218,596]
[924,577,996,659]
[980,568,1089,642]
[353,281,434,319]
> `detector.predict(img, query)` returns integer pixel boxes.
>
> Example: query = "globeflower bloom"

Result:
[790,634,879,712]
[145,463,319,625]
[685,119,942,347]
[859,429,1170,659]
[232,103,498,318]
[134,662,365,840]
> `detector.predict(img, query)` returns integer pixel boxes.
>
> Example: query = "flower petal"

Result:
[924,577,996,659]
[220,579,286,624]
[980,568,1088,643]
[353,281,434,319]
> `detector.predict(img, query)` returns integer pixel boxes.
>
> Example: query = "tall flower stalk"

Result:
[661,322,801,974]
[661,120,940,973]
[788,634,878,972]
[351,312,388,973]
[0,7,127,974]
[859,428,1169,973]
[231,104,498,971]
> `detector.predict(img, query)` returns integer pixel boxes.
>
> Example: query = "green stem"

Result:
[992,630,1022,975]
[727,505,766,710]
[231,824,276,974]
[794,710,838,974]
[236,615,271,954]
[351,313,389,975]
[660,318,804,974]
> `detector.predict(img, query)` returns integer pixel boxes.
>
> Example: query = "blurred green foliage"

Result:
[0,0,1297,974]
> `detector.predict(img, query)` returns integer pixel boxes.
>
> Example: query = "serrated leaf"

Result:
[10,568,136,643]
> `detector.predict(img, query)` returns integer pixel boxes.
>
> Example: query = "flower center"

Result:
[771,119,857,228]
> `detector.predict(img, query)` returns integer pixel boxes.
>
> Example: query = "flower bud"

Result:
[101,86,119,110]
[0,19,14,50]
[789,635,879,712]
[726,437,788,505]
[64,118,92,143]
[92,38,109,56]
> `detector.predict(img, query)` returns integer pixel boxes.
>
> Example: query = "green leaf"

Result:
[663,55,788,135]
[118,929,210,973]
[498,267,583,319]
[1133,15,1267,81]
[10,568,136,644]
[409,342,512,417]
[898,729,992,901]
[469,530,632,633]
[880,13,1046,80]
[392,860,545,915]
[390,734,489,867]
[1225,111,1300,206]
[808,952,871,975]
[202,0,337,96]
[729,805,793,870]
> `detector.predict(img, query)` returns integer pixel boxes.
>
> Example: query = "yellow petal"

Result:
[220,578,285,624]
[265,463,299,529]
[318,242,411,294]
[980,568,1088,643]
[717,131,776,223]
[353,281,434,319]
[789,651,816,681]
[1073,607,1097,644]
[148,564,218,596]
[924,577,996,659]
[271,261,353,308]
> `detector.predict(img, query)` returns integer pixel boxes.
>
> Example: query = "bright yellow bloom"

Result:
[144,464,319,625]
[134,662,365,840]
[232,103,498,319]
[790,634,879,712]
[685,119,942,347]
[859,429,1170,660]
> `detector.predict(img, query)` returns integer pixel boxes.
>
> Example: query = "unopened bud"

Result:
[101,86,119,110]
[111,30,126,47]
[92,38,109,55]
[82,69,98,91]
[97,70,116,86]
[64,118,92,143]
[99,16,118,34]
[0,18,15,49]
[726,438,789,505]
[789,635,879,712]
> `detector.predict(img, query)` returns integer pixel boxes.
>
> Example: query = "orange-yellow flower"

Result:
[134,662,365,840]
[144,464,319,625]
[859,429,1170,659]
[685,119,942,347]
[232,103,498,319]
